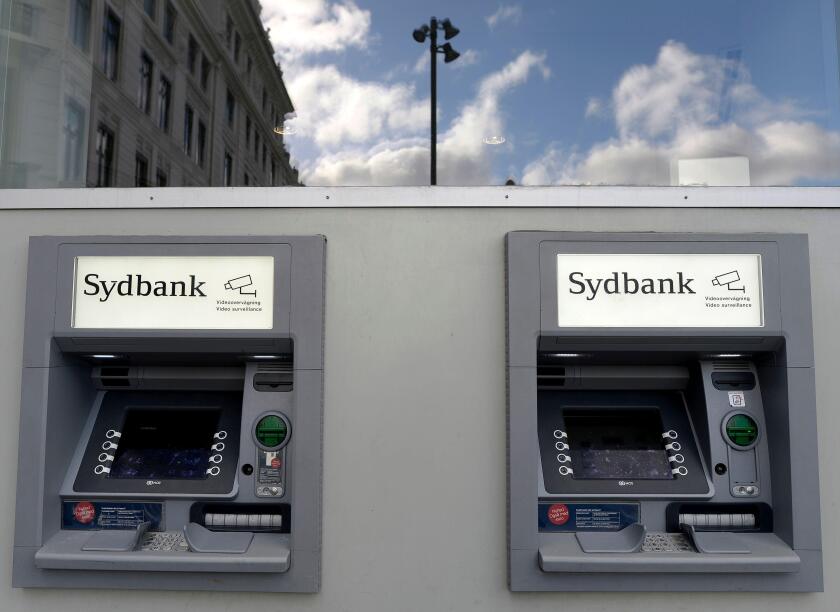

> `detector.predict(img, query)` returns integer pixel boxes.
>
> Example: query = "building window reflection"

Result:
[226,89,236,128]
[135,153,149,187]
[100,8,121,81]
[163,2,177,44]
[183,104,194,157]
[63,100,86,183]
[197,120,207,168]
[11,2,38,37]
[143,0,156,21]
[223,152,233,187]
[70,0,91,51]
[200,55,211,91]
[158,75,172,132]
[94,124,115,187]
[187,35,198,74]
[138,52,153,114]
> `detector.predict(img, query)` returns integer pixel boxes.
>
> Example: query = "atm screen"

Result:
[564,408,673,480]
[110,408,220,480]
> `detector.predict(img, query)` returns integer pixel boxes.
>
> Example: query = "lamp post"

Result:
[413,17,460,185]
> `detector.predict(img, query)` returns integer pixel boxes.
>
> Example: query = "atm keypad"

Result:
[642,532,694,553]
[140,531,189,552]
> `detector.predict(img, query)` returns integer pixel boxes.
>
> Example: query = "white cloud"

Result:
[413,51,429,74]
[486,4,523,29]
[302,51,550,185]
[261,0,371,63]
[585,97,605,118]
[523,41,840,186]
[285,65,428,149]
[451,49,480,69]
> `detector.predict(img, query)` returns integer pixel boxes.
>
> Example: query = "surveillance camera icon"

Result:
[224,274,257,297]
[712,270,745,292]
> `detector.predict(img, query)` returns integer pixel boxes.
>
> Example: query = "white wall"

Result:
[0,190,837,611]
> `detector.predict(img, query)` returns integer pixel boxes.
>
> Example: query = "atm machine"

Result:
[506,232,822,591]
[13,236,325,592]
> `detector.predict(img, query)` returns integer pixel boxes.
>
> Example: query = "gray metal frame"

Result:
[13,235,326,592]
[506,231,821,592]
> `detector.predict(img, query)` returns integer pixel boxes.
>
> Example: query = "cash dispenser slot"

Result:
[711,371,756,391]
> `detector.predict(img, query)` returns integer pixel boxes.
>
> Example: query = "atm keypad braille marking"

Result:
[642,533,694,553]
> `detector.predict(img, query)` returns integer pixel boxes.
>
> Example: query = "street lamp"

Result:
[412,17,460,185]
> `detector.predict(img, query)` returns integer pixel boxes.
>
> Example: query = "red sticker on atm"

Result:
[73,501,96,524]
[547,504,570,525]
[271,457,281,469]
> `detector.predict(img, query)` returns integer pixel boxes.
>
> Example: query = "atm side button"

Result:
[260,514,271,528]
[270,514,283,529]
[249,514,261,528]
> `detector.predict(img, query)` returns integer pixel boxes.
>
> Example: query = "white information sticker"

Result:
[556,253,763,328]
[728,391,746,408]
[72,256,274,329]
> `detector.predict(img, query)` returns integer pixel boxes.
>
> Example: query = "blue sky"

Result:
[261,0,840,186]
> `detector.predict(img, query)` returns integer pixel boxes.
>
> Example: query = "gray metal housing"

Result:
[506,232,821,591]
[13,235,325,592]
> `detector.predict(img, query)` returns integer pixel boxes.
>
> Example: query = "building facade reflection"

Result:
[0,0,299,188]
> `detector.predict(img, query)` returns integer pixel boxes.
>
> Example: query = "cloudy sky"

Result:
[260,0,840,186]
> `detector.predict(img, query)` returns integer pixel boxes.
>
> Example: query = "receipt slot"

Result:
[506,232,821,592]
[13,236,325,592]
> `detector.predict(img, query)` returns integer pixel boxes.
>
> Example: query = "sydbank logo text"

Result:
[568,271,695,301]
[83,273,207,302]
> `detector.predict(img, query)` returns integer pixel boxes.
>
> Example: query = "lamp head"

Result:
[441,19,460,40]
[441,42,460,63]
[412,25,430,43]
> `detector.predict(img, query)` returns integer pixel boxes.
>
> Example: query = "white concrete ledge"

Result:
[1,186,840,209]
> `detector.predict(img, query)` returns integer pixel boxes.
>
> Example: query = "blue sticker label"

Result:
[539,502,640,532]
[62,501,163,530]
